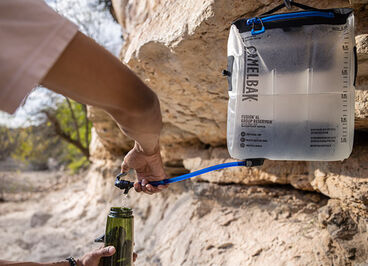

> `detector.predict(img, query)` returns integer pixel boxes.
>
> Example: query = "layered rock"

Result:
[84,1,368,264]
[87,0,368,199]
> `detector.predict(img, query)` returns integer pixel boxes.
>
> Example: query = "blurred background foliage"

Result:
[0,98,91,173]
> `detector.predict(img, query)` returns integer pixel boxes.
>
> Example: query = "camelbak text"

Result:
[243,46,259,102]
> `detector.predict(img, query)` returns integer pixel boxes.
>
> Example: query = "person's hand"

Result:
[76,246,137,266]
[121,141,168,194]
[76,246,114,266]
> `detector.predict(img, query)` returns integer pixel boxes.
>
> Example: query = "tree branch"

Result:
[82,104,89,149]
[43,110,89,158]
[65,97,81,145]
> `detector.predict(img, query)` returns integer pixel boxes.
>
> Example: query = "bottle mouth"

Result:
[110,207,133,217]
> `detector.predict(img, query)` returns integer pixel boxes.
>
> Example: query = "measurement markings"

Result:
[341,41,349,144]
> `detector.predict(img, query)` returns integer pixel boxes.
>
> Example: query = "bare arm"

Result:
[41,31,166,193]
[41,31,162,154]
[0,261,67,266]
[0,260,70,266]
[0,246,133,266]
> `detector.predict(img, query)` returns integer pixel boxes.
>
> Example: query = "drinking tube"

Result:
[114,158,264,194]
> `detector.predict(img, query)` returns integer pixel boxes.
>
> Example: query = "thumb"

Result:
[93,246,116,258]
[121,160,130,173]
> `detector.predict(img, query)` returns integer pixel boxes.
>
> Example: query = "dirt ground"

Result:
[0,169,100,262]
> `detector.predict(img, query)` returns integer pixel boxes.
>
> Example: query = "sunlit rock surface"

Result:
[87,1,368,264]
[88,0,368,195]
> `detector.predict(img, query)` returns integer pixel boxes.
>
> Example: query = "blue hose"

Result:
[149,161,246,186]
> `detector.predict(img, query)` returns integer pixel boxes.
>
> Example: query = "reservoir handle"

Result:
[262,1,318,16]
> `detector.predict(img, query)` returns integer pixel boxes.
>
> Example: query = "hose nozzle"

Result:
[115,173,134,194]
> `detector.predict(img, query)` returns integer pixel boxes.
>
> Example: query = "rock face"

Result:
[87,0,368,264]
[90,0,368,201]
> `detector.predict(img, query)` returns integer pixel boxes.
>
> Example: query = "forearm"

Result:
[0,260,68,266]
[41,31,162,153]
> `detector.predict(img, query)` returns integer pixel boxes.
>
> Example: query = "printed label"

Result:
[243,46,259,102]
[310,127,336,148]
[239,114,272,148]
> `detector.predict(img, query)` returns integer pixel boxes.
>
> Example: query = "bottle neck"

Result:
[109,207,133,218]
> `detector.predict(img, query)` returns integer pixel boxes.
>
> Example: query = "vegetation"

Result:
[0,127,18,161]
[0,98,92,173]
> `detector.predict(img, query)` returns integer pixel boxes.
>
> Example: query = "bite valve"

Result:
[115,172,134,194]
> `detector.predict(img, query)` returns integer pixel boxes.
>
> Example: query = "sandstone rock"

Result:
[86,3,368,264]
[182,147,313,190]
[350,0,368,4]
[355,86,368,130]
[356,34,368,79]
[84,1,368,210]
[87,106,133,159]
[316,199,368,264]
[90,0,368,197]
[107,0,368,147]
[90,0,368,153]
[318,200,359,241]
[30,212,52,227]
[91,0,368,153]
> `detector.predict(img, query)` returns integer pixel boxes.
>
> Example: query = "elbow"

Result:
[106,90,163,133]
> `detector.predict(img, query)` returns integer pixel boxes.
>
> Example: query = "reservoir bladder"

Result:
[226,1,356,161]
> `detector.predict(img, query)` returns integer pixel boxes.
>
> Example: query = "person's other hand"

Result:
[121,141,168,194]
[77,246,114,266]
[77,246,137,266]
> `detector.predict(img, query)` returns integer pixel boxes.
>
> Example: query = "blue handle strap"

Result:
[149,161,247,186]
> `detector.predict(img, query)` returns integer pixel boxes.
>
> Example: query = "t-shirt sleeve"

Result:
[0,0,78,114]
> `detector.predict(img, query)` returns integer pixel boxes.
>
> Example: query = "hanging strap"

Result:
[262,1,319,16]
[233,1,322,23]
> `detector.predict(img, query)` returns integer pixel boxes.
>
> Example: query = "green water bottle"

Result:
[102,207,134,266]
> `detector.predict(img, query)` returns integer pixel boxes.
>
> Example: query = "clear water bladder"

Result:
[226,10,355,161]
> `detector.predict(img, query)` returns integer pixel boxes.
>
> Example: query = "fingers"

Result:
[134,179,168,194]
[93,246,116,258]
[146,184,161,193]
[141,180,153,195]
[134,181,152,194]
[134,182,142,192]
[133,252,138,262]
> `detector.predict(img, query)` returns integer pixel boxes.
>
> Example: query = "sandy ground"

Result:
[0,169,102,262]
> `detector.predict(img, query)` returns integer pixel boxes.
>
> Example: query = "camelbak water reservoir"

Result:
[226,5,355,161]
